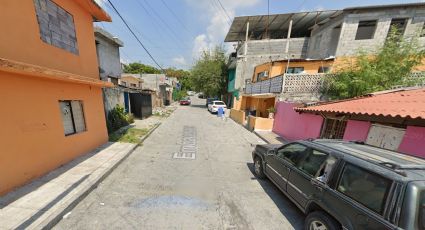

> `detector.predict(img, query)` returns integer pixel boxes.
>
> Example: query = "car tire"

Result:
[305,211,340,230]
[253,157,266,179]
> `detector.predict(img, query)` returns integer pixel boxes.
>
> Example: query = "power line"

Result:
[136,0,190,47]
[215,0,232,25]
[106,0,164,72]
[159,0,192,34]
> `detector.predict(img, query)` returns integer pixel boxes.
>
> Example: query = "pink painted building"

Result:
[273,102,323,141]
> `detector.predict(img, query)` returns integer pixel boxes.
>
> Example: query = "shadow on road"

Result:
[189,104,207,109]
[246,162,305,229]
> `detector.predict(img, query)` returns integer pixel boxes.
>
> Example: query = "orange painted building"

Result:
[0,0,112,195]
[252,59,334,82]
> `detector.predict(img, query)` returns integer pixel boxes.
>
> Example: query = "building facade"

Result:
[0,0,112,195]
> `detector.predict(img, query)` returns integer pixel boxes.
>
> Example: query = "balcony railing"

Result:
[244,73,326,95]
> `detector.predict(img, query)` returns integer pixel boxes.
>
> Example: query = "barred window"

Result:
[59,100,86,136]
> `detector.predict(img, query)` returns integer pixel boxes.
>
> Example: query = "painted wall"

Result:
[273,102,323,141]
[95,31,122,80]
[0,73,108,195]
[343,120,371,141]
[398,126,425,158]
[252,60,334,82]
[230,109,245,125]
[0,0,100,78]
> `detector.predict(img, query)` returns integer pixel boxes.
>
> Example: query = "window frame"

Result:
[59,100,87,136]
[276,143,310,166]
[355,20,378,40]
[335,162,393,215]
[296,148,330,178]
[286,67,305,74]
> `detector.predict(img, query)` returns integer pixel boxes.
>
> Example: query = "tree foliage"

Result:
[323,28,425,99]
[190,46,228,97]
[166,68,192,90]
[123,62,161,74]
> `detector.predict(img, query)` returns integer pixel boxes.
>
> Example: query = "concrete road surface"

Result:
[54,96,304,230]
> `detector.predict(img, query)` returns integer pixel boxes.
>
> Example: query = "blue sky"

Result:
[95,0,422,70]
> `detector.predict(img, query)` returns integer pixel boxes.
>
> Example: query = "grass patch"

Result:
[109,128,149,143]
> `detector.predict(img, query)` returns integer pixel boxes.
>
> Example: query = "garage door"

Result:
[366,124,406,151]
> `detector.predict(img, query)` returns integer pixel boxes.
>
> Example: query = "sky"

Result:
[95,0,423,70]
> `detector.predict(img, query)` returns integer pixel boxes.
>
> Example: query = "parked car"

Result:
[252,139,425,230]
[198,93,205,99]
[187,91,195,96]
[179,97,191,105]
[205,97,218,107]
[208,101,226,113]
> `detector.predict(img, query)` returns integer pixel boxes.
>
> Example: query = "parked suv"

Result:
[252,139,425,230]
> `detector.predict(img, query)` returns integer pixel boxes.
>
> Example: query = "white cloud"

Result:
[94,0,104,7]
[172,56,188,66]
[187,0,260,58]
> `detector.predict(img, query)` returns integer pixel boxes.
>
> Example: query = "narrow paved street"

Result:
[55,97,304,230]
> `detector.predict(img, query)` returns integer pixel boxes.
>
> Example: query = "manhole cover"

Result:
[173,126,196,159]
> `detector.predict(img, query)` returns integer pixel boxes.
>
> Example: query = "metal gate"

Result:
[129,93,152,118]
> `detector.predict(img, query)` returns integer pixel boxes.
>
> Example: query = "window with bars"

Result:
[321,118,347,139]
[59,100,86,136]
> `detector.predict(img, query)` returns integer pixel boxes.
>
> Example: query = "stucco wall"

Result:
[343,120,371,141]
[230,109,245,125]
[103,87,125,116]
[0,72,108,195]
[398,126,425,158]
[273,102,323,141]
[0,0,100,78]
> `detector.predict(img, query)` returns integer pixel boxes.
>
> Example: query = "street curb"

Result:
[42,122,162,229]
[253,130,271,144]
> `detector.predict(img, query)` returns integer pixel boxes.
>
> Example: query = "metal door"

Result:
[366,124,405,150]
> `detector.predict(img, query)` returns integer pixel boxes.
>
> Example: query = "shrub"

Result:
[107,105,133,133]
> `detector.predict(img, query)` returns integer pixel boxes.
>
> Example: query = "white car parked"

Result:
[208,101,227,113]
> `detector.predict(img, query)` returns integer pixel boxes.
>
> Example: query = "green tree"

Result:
[166,68,192,90]
[323,28,425,99]
[123,62,161,74]
[190,46,227,97]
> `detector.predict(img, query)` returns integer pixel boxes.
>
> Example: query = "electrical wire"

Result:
[215,0,232,25]
[106,0,164,72]
[159,0,192,34]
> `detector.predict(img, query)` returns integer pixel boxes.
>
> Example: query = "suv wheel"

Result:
[254,157,266,179]
[305,211,339,230]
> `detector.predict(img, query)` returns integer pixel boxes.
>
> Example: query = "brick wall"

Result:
[33,0,78,54]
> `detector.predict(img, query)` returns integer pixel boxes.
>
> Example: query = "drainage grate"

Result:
[173,126,197,159]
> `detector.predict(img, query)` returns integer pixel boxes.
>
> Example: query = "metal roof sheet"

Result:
[295,88,425,119]
[224,10,342,42]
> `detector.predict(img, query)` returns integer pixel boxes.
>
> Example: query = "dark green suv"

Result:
[252,139,425,230]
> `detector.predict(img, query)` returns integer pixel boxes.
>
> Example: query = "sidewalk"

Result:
[0,142,137,230]
[254,131,288,145]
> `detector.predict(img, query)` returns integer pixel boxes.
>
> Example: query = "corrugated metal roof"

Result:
[295,88,425,119]
[224,10,342,42]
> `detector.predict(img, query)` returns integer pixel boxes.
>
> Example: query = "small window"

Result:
[318,66,330,73]
[276,143,309,165]
[387,18,407,38]
[286,67,304,74]
[130,83,137,87]
[59,100,86,136]
[322,118,347,139]
[297,150,328,177]
[355,20,377,40]
[337,164,392,215]
[256,71,269,82]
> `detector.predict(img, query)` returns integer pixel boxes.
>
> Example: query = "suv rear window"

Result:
[337,164,392,215]
[214,102,225,105]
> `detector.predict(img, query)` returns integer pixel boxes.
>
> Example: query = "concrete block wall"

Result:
[307,17,344,59]
[95,35,122,80]
[234,38,309,90]
[33,0,78,54]
[336,8,425,57]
